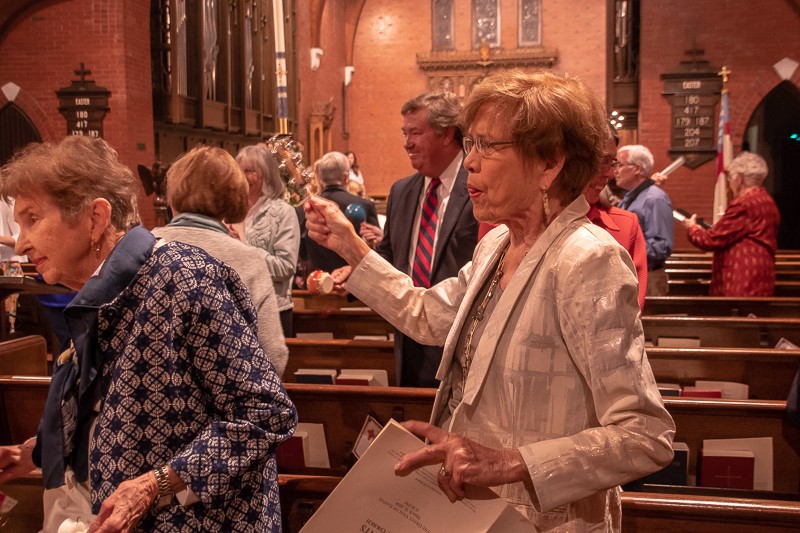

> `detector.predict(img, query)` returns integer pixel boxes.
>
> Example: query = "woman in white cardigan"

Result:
[304,71,674,531]
[236,144,301,337]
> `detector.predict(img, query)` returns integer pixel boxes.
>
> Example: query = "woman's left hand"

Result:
[394,420,530,503]
[682,213,698,229]
[87,472,158,533]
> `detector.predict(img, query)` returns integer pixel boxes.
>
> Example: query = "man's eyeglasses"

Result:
[463,137,517,157]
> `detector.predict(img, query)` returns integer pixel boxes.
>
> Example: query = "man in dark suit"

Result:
[358,91,478,387]
[297,151,379,274]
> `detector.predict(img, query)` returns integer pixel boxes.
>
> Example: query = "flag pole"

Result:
[713,65,732,224]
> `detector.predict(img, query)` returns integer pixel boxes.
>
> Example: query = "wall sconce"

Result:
[311,48,324,71]
[344,66,355,86]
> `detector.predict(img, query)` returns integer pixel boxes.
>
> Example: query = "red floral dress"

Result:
[686,188,780,296]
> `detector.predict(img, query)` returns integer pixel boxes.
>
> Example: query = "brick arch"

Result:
[0,85,59,141]
[730,66,800,149]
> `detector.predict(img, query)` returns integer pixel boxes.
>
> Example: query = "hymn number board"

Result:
[661,72,722,169]
[56,64,111,138]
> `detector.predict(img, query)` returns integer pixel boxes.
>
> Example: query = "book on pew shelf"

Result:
[352,415,384,459]
[293,368,337,384]
[680,386,722,398]
[296,423,331,469]
[694,380,749,400]
[299,419,530,532]
[277,430,309,469]
[656,336,701,348]
[335,369,389,387]
[352,335,390,341]
[295,332,335,340]
[657,383,682,397]
[700,450,755,490]
[643,442,689,486]
[775,337,799,350]
[703,437,773,490]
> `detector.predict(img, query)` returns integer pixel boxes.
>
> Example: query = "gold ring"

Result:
[439,465,452,478]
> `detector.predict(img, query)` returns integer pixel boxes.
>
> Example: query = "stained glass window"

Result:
[519,0,541,46]
[472,0,499,48]
[432,0,454,50]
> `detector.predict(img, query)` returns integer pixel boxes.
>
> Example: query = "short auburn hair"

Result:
[166,145,249,223]
[461,70,607,204]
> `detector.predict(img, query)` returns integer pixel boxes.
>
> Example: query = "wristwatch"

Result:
[153,465,174,508]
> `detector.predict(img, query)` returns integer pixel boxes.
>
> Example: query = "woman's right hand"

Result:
[0,438,37,484]
[304,196,371,267]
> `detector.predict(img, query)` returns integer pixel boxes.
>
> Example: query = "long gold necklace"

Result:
[461,246,508,387]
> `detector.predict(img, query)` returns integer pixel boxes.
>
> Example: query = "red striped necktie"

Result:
[412,178,441,288]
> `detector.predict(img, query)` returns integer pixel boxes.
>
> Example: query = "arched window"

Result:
[0,103,42,165]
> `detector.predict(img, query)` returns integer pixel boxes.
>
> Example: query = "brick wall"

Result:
[0,0,156,226]
[640,0,800,248]
[348,0,607,197]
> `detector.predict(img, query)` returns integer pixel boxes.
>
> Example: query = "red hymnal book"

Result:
[277,434,307,470]
[700,450,755,489]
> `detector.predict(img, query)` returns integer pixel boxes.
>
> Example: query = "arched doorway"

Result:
[744,81,800,249]
[0,102,41,165]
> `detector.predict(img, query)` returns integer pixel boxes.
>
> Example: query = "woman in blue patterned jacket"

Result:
[0,136,297,532]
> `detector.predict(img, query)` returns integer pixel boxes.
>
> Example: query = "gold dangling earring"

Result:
[92,239,102,257]
[540,185,551,219]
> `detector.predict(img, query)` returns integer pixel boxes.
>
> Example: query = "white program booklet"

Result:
[300,419,531,532]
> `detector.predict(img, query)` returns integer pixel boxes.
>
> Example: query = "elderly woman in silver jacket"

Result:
[305,71,674,531]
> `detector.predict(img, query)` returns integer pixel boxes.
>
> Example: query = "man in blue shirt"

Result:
[616,144,674,295]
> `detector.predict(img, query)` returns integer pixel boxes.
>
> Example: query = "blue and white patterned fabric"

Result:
[37,227,297,531]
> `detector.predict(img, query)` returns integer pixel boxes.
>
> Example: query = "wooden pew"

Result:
[645,296,800,318]
[285,338,396,385]
[283,383,436,474]
[667,268,800,282]
[0,375,49,445]
[0,335,48,376]
[641,316,800,348]
[294,307,800,347]
[668,279,800,297]
[278,474,800,533]
[293,309,394,339]
[4,377,797,491]
[6,471,800,533]
[646,347,800,400]
[669,251,800,262]
[665,397,800,493]
[292,290,362,311]
[620,491,800,532]
[665,259,800,272]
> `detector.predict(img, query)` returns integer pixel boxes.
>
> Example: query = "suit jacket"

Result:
[347,196,674,530]
[376,167,478,386]
[297,185,379,273]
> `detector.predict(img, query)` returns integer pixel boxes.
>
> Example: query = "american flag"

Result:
[713,76,732,224]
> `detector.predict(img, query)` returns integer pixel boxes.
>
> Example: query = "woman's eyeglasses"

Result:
[602,157,621,170]
[463,137,517,157]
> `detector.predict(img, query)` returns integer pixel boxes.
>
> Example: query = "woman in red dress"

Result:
[682,152,780,296]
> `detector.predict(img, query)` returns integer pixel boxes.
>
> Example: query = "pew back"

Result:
[0,335,48,376]
[644,296,800,318]
[641,316,800,348]
[284,338,396,385]
[646,347,800,400]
